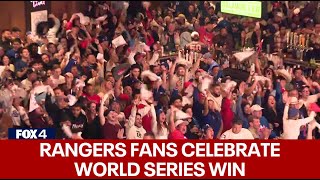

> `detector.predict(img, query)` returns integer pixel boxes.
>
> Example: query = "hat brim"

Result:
[175,120,189,127]
[277,71,292,82]
[290,102,299,105]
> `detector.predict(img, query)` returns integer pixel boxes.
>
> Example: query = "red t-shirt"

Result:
[198,26,214,47]
[168,130,186,140]
[83,93,101,105]
[221,98,234,133]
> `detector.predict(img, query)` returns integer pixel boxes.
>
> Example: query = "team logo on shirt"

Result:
[136,131,142,138]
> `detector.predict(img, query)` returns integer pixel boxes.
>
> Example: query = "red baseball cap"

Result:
[118,94,130,102]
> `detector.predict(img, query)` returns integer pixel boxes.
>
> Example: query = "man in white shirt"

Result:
[21,69,37,92]
[50,65,65,88]
[282,97,320,139]
[127,112,146,139]
[220,118,254,140]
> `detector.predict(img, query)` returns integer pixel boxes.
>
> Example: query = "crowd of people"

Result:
[0,1,320,140]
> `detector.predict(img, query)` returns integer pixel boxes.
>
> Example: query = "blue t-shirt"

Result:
[153,86,166,102]
[6,49,19,62]
[202,110,222,138]
[63,58,77,74]
[260,116,277,139]
[14,59,28,72]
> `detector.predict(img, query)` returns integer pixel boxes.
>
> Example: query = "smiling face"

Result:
[158,111,166,123]
[250,118,261,130]
[89,102,97,113]
[2,55,10,65]
[177,123,187,134]
[268,95,276,108]
[107,110,118,122]
[301,87,310,99]
[135,114,142,128]
[177,66,186,76]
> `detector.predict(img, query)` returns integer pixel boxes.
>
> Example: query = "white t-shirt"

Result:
[220,128,254,140]
[21,79,32,92]
[153,126,169,140]
[50,75,66,88]
[127,126,146,139]
[299,94,319,109]
[282,107,316,139]
[10,106,29,126]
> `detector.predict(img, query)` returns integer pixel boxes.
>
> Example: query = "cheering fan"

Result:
[35,16,56,37]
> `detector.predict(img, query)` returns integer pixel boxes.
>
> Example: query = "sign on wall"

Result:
[221,1,262,18]
[25,1,51,33]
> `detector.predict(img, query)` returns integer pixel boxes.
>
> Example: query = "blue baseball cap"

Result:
[288,107,299,119]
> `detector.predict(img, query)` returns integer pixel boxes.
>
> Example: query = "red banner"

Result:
[1,140,319,179]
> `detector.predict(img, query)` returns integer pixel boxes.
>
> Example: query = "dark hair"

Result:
[293,67,303,73]
[72,102,82,108]
[47,43,56,49]
[11,27,21,32]
[131,64,141,71]
[232,116,243,126]
[136,113,142,117]
[144,132,155,139]
[41,53,49,58]
[248,115,256,123]
[132,89,141,98]
[47,17,56,29]
[175,64,186,71]
[1,29,10,34]
[211,83,220,89]
[12,38,22,44]
[52,64,61,70]
[53,86,63,92]
[19,47,28,54]
[41,75,51,83]
[29,60,43,68]
[156,108,168,135]
[169,95,182,105]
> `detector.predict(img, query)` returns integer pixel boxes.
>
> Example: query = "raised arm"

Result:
[99,94,109,126]
[236,82,246,120]
[300,111,316,125]
[282,104,289,121]
[190,56,201,75]
[150,104,157,133]
[169,106,177,132]
[161,67,168,90]
[203,96,209,117]
[245,79,259,95]
[128,103,138,129]
[114,77,123,98]
[128,50,136,65]
[275,80,282,103]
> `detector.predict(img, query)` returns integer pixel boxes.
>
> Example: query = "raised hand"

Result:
[117,128,124,139]
[239,82,246,95]
[260,127,271,140]
[282,91,288,104]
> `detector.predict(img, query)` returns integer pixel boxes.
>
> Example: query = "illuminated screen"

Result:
[221,1,262,18]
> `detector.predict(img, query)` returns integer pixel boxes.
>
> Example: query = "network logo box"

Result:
[8,128,56,139]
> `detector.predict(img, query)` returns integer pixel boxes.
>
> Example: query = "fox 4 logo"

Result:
[16,129,47,139]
